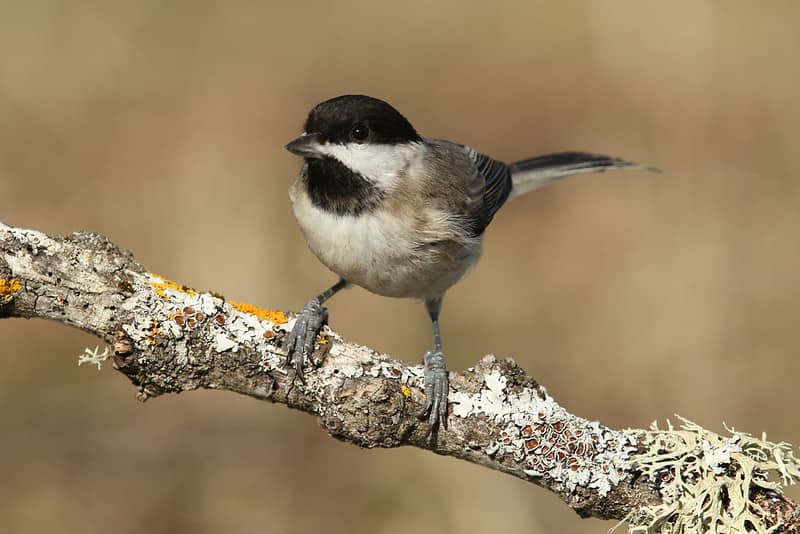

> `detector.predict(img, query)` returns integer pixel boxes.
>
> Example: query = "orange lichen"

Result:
[0,279,22,297]
[147,273,198,299]
[229,301,288,324]
[401,385,412,398]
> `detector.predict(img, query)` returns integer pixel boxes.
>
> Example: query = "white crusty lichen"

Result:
[327,340,425,385]
[624,416,800,533]
[122,273,291,364]
[127,273,426,398]
[0,224,58,256]
[451,363,636,497]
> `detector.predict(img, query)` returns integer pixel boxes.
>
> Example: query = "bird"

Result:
[284,94,652,430]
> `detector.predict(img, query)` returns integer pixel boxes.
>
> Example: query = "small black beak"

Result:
[285,132,323,159]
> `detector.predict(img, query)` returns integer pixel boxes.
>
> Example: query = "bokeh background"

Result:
[2,2,799,533]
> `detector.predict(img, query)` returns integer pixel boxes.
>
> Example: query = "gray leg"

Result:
[286,278,348,382]
[422,297,449,429]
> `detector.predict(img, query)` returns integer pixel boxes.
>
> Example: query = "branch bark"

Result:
[1,222,798,532]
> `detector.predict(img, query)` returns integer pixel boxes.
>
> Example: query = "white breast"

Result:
[289,180,479,300]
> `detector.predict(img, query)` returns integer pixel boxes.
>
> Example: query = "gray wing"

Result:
[464,146,513,234]
[420,140,513,238]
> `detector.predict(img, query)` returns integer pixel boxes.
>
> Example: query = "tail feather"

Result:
[508,151,658,199]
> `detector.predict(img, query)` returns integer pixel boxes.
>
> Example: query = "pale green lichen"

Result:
[77,346,109,370]
[623,416,800,533]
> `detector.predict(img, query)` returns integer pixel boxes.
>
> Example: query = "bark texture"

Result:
[1,221,798,532]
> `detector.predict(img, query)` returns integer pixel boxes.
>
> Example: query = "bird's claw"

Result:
[285,298,329,383]
[422,350,449,430]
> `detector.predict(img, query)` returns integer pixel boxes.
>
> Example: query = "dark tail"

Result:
[508,151,658,199]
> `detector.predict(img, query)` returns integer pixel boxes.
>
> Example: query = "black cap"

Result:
[302,95,421,145]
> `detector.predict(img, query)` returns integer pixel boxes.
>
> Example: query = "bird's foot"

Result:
[285,298,329,382]
[422,350,449,430]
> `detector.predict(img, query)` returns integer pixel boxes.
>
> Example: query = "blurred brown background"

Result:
[1,1,799,533]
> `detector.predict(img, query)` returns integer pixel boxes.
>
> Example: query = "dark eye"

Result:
[350,123,370,142]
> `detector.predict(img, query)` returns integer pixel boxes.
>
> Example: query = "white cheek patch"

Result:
[320,142,422,190]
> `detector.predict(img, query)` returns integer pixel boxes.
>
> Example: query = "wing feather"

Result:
[465,147,513,228]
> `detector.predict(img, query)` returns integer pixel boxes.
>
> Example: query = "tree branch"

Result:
[2,221,799,532]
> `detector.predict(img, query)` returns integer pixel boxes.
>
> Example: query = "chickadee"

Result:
[285,94,650,430]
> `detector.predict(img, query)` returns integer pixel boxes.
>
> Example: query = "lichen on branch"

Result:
[2,220,800,532]
[626,418,800,533]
